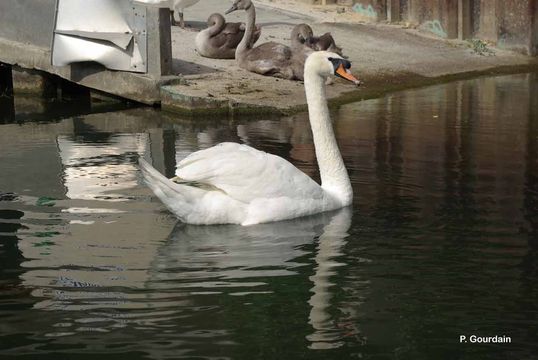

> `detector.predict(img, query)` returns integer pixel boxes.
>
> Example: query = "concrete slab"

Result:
[12,67,56,97]
[163,0,538,115]
[0,2,177,105]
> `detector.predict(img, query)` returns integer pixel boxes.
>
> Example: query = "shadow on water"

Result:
[0,72,136,125]
[0,73,537,359]
[0,207,35,352]
[0,209,26,285]
[0,97,15,124]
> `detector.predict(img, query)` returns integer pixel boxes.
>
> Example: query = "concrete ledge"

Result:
[12,67,56,97]
[161,85,230,115]
[0,38,179,105]
[161,79,298,116]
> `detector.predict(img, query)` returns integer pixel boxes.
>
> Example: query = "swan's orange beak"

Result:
[335,64,362,86]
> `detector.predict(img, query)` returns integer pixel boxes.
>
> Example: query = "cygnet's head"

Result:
[291,24,314,45]
[225,0,253,14]
[207,13,225,26]
[305,51,362,86]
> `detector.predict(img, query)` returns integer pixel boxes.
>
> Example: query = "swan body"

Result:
[195,13,261,59]
[225,0,298,80]
[170,0,200,28]
[140,51,361,225]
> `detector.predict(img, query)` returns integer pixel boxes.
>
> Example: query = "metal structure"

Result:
[53,0,149,73]
[0,0,173,104]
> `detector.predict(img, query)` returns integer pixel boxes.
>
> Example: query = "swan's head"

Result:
[208,13,225,26]
[291,24,314,45]
[225,0,252,14]
[305,51,361,86]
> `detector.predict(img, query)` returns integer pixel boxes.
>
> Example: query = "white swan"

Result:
[170,0,201,28]
[139,51,361,225]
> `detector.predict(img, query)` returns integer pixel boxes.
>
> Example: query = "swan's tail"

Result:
[138,158,205,221]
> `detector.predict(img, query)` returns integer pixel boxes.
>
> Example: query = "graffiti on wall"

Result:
[420,20,448,38]
[352,3,377,19]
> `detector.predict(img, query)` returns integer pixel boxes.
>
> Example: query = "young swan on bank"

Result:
[139,51,361,225]
[290,24,347,81]
[195,13,261,59]
[224,0,297,79]
[292,24,345,56]
[290,24,315,81]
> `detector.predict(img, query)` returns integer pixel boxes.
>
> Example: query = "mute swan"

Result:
[170,0,200,28]
[139,51,361,225]
[224,0,297,80]
[292,24,345,57]
[195,13,261,59]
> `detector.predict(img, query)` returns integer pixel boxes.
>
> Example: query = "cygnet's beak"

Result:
[335,64,362,86]
[225,4,238,14]
[305,37,316,46]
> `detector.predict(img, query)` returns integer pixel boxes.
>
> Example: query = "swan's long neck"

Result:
[304,71,353,205]
[236,4,255,58]
[208,15,225,37]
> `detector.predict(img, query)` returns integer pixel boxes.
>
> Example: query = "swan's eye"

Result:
[328,57,334,61]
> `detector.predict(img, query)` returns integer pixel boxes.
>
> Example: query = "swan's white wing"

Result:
[176,142,324,203]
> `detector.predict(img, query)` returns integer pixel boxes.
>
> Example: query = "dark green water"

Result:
[1,73,537,359]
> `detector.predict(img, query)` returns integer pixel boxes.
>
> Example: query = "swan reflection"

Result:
[152,207,352,349]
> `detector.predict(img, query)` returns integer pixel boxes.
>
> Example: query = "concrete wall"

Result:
[497,0,536,54]
[534,0,538,55]
[407,0,458,38]
[296,0,339,4]
[0,0,57,49]
[351,0,387,21]
[0,2,175,104]
[343,0,537,55]
[473,0,537,55]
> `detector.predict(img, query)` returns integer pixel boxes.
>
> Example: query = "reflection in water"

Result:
[306,208,352,349]
[0,209,25,285]
[0,73,537,359]
[0,97,15,124]
[154,208,352,351]
[58,131,147,201]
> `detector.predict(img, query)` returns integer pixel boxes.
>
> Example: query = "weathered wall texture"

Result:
[346,0,537,55]
[351,0,387,21]
[0,2,174,103]
[498,0,532,53]
[531,1,538,55]
[403,0,458,38]
[472,0,537,55]
[0,0,57,49]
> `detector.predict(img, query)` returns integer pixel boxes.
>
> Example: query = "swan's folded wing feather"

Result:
[222,23,242,35]
[247,42,292,63]
[176,142,324,203]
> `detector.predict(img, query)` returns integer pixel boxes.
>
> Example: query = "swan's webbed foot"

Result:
[179,12,185,28]
[170,11,179,27]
